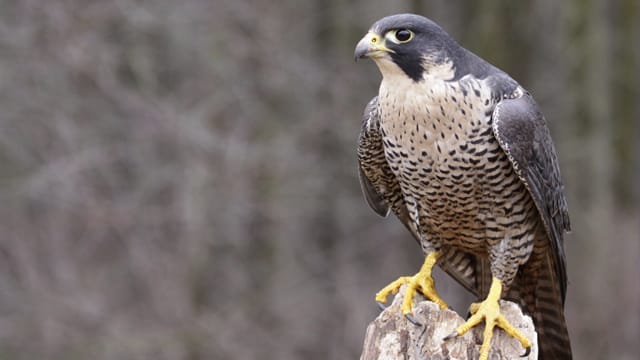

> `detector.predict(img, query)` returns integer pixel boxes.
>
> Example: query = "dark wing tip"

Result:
[358,166,390,217]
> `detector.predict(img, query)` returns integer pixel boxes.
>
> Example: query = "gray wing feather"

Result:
[492,91,570,302]
[357,97,390,217]
[358,166,390,217]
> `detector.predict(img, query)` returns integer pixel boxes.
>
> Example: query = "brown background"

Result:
[1,0,638,359]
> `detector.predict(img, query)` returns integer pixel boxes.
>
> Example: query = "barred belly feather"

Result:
[378,74,537,287]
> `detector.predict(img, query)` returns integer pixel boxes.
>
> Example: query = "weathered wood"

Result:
[361,287,538,360]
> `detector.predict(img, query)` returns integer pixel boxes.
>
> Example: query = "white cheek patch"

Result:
[372,53,456,83]
[421,56,455,81]
[374,57,409,79]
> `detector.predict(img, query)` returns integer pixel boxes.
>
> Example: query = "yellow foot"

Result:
[374,252,448,321]
[444,277,532,360]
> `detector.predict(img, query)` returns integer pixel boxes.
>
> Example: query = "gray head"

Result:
[355,14,491,81]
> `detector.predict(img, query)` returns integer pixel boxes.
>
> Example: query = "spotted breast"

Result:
[377,72,540,286]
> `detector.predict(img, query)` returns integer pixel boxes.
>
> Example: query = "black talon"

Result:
[404,313,422,326]
[443,331,458,341]
[520,346,531,357]
[376,301,388,311]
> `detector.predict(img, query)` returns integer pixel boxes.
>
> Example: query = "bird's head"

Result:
[355,14,459,82]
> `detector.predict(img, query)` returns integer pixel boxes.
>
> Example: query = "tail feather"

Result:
[534,252,572,359]
[519,249,572,359]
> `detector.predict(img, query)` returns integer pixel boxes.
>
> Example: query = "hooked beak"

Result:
[354,32,395,61]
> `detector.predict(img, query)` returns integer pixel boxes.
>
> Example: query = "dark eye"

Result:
[395,29,413,42]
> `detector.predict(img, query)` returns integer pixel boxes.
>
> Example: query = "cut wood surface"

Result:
[361,287,538,360]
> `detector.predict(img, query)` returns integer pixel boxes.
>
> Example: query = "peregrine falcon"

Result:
[355,14,571,359]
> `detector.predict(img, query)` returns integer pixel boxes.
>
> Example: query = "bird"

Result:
[354,14,572,359]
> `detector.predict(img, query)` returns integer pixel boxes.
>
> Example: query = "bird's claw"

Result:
[376,301,388,311]
[404,313,422,326]
[443,331,458,342]
[443,331,530,357]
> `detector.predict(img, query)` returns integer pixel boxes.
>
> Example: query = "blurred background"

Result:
[0,0,638,359]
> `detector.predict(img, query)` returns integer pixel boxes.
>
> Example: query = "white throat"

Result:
[373,56,456,84]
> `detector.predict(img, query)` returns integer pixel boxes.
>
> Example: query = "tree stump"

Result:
[361,287,538,360]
